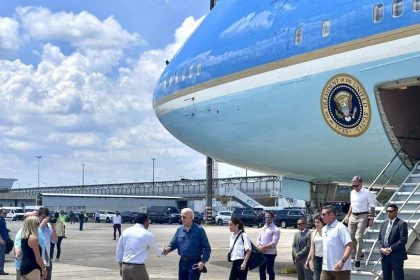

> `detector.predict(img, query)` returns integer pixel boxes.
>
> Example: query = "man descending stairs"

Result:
[352,161,420,279]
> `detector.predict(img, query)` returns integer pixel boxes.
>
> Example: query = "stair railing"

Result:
[368,129,416,196]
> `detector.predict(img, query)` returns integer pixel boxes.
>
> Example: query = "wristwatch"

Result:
[341,258,347,263]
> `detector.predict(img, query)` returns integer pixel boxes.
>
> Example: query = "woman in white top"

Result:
[228,218,252,280]
[304,214,325,280]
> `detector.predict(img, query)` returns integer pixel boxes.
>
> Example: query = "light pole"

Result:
[152,158,156,194]
[81,163,86,186]
[35,155,42,188]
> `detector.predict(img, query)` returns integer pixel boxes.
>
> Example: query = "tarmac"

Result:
[2,221,420,279]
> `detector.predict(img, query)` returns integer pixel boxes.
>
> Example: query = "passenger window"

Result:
[178,71,182,83]
[373,3,384,22]
[413,0,420,11]
[321,20,330,37]
[392,0,404,17]
[189,65,194,79]
[197,63,202,76]
[182,68,187,82]
[295,28,303,45]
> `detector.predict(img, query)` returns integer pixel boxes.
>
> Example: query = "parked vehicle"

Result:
[193,211,204,224]
[98,210,116,223]
[146,206,180,224]
[324,201,351,222]
[272,209,309,228]
[24,206,41,213]
[231,208,262,227]
[215,210,232,226]
[2,207,24,221]
[121,211,138,223]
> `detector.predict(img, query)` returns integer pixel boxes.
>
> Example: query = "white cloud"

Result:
[220,11,273,38]
[16,6,145,51]
[0,11,209,186]
[0,17,21,51]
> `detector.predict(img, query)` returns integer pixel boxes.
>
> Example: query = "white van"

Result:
[24,205,42,213]
[2,207,25,221]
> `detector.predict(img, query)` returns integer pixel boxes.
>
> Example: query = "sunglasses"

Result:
[386,210,396,213]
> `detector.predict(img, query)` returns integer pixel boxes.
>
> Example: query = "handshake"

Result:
[162,246,171,256]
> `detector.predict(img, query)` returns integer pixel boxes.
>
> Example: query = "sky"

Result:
[0,0,262,188]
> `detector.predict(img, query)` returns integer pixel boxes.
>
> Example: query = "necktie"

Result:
[384,220,393,247]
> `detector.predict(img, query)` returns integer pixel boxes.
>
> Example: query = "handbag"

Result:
[5,238,14,254]
[227,231,243,262]
[247,241,266,270]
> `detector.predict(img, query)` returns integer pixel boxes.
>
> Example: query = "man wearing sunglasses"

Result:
[378,204,408,280]
[163,208,211,280]
[342,175,375,270]
[292,218,313,280]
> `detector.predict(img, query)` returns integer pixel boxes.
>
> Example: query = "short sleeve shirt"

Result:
[350,187,376,213]
[229,232,251,261]
[322,219,352,271]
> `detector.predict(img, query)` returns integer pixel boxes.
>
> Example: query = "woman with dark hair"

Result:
[228,218,252,280]
[304,214,325,280]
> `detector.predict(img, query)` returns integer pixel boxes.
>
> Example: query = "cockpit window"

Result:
[392,0,404,17]
[294,28,303,45]
[321,20,330,37]
[163,79,167,89]
[197,63,202,76]
[373,3,384,22]
[413,0,420,11]
[174,73,179,84]
[178,71,182,84]
[189,65,194,79]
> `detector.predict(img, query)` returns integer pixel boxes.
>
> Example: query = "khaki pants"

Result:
[320,270,350,280]
[348,213,368,261]
[21,269,41,280]
[122,263,149,280]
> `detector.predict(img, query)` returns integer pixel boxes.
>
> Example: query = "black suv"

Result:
[231,208,263,227]
[121,211,138,223]
[146,206,181,224]
[272,209,308,228]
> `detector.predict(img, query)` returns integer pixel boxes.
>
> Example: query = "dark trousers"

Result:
[179,258,201,280]
[259,254,276,280]
[313,256,323,280]
[56,236,64,259]
[79,220,84,231]
[229,259,248,280]
[113,224,121,240]
[50,242,55,261]
[0,243,5,273]
[382,257,404,280]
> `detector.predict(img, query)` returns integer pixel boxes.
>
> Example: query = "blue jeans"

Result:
[178,258,201,280]
[314,256,322,280]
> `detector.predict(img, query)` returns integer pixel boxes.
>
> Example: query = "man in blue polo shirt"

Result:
[163,208,211,280]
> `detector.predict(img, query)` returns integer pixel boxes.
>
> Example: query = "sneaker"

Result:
[354,261,361,270]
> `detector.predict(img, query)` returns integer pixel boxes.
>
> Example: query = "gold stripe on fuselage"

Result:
[154,24,420,108]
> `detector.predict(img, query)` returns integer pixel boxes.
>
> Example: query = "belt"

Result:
[122,262,144,265]
[180,256,201,261]
[352,212,368,216]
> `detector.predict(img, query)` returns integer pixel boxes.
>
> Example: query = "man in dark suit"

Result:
[378,203,408,280]
[292,218,313,280]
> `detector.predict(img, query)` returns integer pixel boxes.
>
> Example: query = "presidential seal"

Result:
[321,74,371,137]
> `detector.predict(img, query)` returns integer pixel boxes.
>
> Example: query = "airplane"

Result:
[153,0,420,183]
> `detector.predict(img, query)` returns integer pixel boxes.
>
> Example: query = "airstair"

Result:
[218,185,264,208]
[352,160,420,279]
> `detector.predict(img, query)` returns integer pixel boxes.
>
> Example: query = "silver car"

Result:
[215,210,232,226]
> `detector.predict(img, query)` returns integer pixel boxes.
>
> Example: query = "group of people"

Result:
[290,175,408,280]
[115,175,409,280]
[0,207,69,280]
[115,208,280,280]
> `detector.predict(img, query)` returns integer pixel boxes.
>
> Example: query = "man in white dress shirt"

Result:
[116,213,162,280]
[343,175,376,269]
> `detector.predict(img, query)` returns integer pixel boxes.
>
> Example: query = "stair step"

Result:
[388,201,420,204]
[411,174,420,178]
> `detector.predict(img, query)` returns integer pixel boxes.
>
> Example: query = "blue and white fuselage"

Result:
[153,0,420,182]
